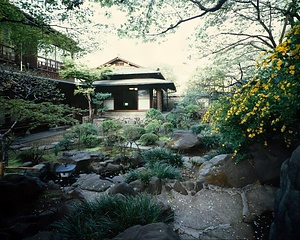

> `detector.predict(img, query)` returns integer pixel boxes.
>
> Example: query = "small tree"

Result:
[92,92,112,115]
[59,60,111,121]
[0,67,78,165]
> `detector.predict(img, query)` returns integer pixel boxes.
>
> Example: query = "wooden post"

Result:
[0,162,4,177]
[156,89,162,111]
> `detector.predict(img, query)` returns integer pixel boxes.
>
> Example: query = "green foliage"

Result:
[0,1,81,55]
[125,169,153,184]
[190,123,210,134]
[144,120,161,134]
[125,162,181,183]
[55,194,173,239]
[60,59,111,85]
[100,119,121,133]
[160,122,174,135]
[60,123,100,149]
[60,60,112,120]
[139,133,159,146]
[0,67,64,103]
[16,148,44,165]
[145,108,164,123]
[71,123,99,136]
[185,104,201,119]
[92,92,112,115]
[202,134,221,149]
[142,147,183,168]
[149,162,182,179]
[0,97,78,128]
[123,125,145,141]
[203,23,300,161]
[54,137,73,156]
[81,135,100,148]
[166,104,200,130]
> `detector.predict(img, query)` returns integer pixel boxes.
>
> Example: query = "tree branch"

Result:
[220,32,275,49]
[156,0,228,34]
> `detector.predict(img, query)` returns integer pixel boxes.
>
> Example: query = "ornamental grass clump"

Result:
[142,147,183,168]
[203,23,300,161]
[125,162,181,183]
[55,194,173,240]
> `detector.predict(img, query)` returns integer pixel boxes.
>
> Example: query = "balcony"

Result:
[0,43,63,80]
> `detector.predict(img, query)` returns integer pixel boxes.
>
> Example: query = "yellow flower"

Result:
[264,141,268,146]
[281,125,286,133]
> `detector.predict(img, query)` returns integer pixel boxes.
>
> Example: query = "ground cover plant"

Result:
[203,23,300,161]
[125,162,182,184]
[55,194,173,240]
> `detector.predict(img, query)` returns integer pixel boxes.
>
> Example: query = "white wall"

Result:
[104,99,114,110]
[138,90,150,110]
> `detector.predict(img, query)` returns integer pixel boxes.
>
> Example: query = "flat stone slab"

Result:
[157,184,274,240]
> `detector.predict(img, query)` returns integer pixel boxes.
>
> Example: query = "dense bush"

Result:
[202,134,221,149]
[54,123,100,152]
[139,133,159,146]
[100,119,121,133]
[166,104,200,129]
[145,108,164,123]
[190,123,210,134]
[144,120,161,134]
[142,147,183,168]
[55,194,173,240]
[123,125,145,141]
[160,122,174,135]
[16,148,44,165]
[203,23,300,161]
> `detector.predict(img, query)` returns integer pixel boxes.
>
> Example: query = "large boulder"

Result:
[198,141,291,188]
[198,154,259,188]
[167,130,202,151]
[249,140,292,185]
[113,222,181,240]
[72,173,113,192]
[270,145,300,240]
[0,174,45,216]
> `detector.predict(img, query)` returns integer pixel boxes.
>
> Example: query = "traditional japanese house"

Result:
[96,57,176,113]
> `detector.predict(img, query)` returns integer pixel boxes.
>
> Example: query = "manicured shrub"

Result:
[144,120,161,134]
[55,194,173,240]
[72,123,99,136]
[145,108,164,123]
[142,147,183,168]
[139,133,159,146]
[166,106,199,129]
[81,135,100,148]
[160,122,174,135]
[100,119,121,133]
[123,125,145,141]
[54,137,73,155]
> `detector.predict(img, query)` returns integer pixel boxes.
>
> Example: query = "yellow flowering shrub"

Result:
[203,22,300,161]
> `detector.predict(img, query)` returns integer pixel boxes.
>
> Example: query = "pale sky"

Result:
[76,3,209,94]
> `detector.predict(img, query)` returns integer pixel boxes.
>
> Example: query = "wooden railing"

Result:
[37,56,63,79]
[0,44,16,62]
[0,43,63,79]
